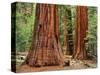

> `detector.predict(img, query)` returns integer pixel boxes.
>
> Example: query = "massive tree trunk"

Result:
[24,4,64,66]
[73,6,88,59]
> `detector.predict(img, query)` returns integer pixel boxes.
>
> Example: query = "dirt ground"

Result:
[17,59,97,73]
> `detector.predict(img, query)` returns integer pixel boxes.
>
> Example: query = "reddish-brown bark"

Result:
[24,4,64,66]
[73,6,88,59]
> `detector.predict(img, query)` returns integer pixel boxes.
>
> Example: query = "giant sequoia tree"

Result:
[73,6,88,59]
[24,4,64,66]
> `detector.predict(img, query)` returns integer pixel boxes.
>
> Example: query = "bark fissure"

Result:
[73,6,88,59]
[24,4,64,66]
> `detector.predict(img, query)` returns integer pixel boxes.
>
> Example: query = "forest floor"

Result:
[17,57,97,73]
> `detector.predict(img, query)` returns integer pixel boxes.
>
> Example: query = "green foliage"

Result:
[86,7,97,57]
[16,2,36,52]
[58,5,74,50]
[15,3,97,58]
[58,5,97,57]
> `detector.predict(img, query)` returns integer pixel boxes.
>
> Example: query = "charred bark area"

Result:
[73,6,88,59]
[24,4,64,66]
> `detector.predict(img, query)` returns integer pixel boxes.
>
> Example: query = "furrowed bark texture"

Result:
[24,4,64,66]
[74,6,88,59]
